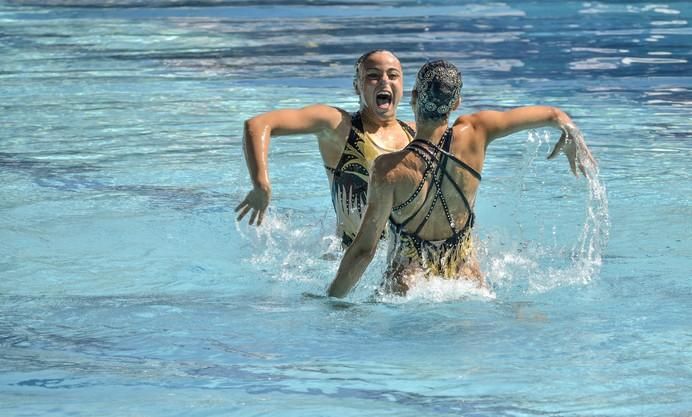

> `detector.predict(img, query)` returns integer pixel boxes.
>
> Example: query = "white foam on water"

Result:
[483,129,610,294]
[374,274,496,304]
[235,210,338,290]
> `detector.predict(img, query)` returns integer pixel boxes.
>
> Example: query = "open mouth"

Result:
[376,91,393,110]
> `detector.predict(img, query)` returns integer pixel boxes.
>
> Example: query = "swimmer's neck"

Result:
[360,108,400,133]
[414,119,449,143]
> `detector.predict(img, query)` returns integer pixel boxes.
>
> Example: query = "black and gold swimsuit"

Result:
[326,111,415,247]
[386,127,482,282]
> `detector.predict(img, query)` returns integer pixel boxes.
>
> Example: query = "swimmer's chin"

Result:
[362,103,397,119]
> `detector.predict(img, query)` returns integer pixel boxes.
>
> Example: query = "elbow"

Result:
[357,240,379,261]
[367,243,378,260]
[243,116,273,152]
[242,119,251,144]
[348,242,378,274]
[243,117,258,137]
[244,116,269,136]
[364,247,378,265]
[348,245,376,265]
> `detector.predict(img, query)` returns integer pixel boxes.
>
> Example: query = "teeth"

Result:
[376,91,392,109]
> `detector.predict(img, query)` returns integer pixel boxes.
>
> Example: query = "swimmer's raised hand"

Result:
[547,126,596,177]
[235,185,271,226]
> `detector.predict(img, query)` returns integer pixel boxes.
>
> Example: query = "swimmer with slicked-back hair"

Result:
[328,60,596,298]
[236,50,415,247]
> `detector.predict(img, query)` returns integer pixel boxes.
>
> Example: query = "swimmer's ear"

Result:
[353,73,364,96]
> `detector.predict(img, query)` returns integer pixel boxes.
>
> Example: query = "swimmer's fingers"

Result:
[548,130,584,176]
[234,197,247,213]
[566,144,578,177]
[256,208,266,226]
[576,143,596,178]
[578,160,587,178]
[236,205,251,222]
[249,209,258,225]
[547,134,565,160]
[568,156,578,176]
[248,207,267,226]
[235,196,249,220]
[236,187,271,225]
[583,146,597,167]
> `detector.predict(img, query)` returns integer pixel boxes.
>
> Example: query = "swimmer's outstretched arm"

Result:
[235,105,346,226]
[328,157,393,298]
[459,106,595,177]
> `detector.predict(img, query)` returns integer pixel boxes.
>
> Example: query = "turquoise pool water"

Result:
[1,1,691,416]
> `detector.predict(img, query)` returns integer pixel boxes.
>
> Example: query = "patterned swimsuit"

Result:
[326,111,415,247]
[384,127,482,291]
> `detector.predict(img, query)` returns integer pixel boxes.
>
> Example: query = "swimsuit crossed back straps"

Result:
[386,127,482,279]
[326,111,415,246]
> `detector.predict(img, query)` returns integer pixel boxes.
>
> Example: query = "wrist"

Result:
[253,179,271,193]
[553,109,574,130]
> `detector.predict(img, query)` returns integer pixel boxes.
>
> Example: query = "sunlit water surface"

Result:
[1,1,691,416]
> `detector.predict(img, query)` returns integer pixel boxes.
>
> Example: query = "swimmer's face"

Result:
[355,51,403,119]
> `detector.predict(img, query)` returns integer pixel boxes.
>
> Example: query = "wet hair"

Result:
[353,49,399,94]
[414,60,463,121]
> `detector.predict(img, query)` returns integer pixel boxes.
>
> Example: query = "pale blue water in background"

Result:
[1,1,691,416]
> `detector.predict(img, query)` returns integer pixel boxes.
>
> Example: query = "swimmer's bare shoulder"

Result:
[301,104,354,167]
[451,113,490,156]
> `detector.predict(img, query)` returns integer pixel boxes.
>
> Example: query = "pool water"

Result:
[1,1,691,416]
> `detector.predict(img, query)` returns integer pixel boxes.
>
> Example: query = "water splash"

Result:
[572,127,610,282]
[484,129,610,294]
[235,209,339,291]
[374,274,496,304]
